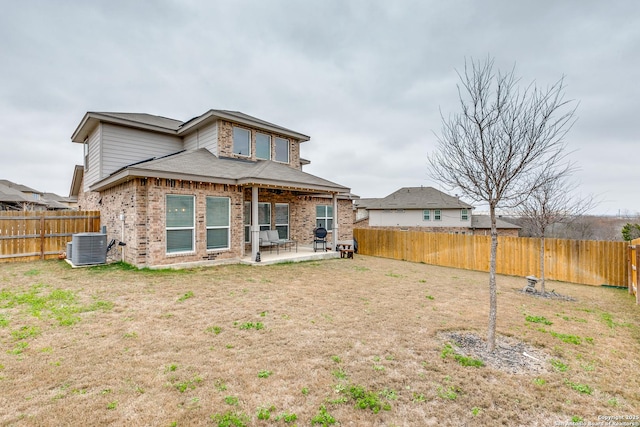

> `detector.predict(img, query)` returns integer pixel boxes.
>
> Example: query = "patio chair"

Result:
[267,230,297,252]
[259,230,279,254]
[313,227,327,252]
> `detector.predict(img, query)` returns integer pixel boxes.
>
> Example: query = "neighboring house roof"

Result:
[0,180,71,210]
[41,193,76,209]
[471,216,521,230]
[89,149,350,194]
[353,198,379,209]
[366,187,473,210]
[71,110,310,143]
[0,179,42,195]
[0,182,46,206]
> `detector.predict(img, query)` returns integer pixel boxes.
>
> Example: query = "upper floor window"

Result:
[460,209,469,221]
[233,127,251,157]
[275,137,289,163]
[256,133,271,160]
[206,197,230,250]
[423,210,430,221]
[434,209,442,221]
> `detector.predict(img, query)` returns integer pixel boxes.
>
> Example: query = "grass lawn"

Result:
[0,256,638,426]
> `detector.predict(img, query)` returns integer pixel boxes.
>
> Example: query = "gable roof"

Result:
[89,149,349,194]
[71,110,310,143]
[366,187,473,210]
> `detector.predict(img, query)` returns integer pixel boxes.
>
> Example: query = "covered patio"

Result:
[240,244,341,265]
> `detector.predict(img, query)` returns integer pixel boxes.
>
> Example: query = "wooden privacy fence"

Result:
[354,228,628,287]
[628,238,640,304]
[0,211,100,263]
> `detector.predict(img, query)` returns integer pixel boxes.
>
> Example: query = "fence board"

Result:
[354,228,628,287]
[0,211,100,262]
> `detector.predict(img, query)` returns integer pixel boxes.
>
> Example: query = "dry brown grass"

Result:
[0,256,638,426]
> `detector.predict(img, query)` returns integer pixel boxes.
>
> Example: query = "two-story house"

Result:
[71,110,353,268]
[355,186,520,236]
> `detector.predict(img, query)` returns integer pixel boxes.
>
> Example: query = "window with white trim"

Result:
[166,195,194,253]
[233,126,251,156]
[258,202,271,231]
[316,205,333,229]
[256,132,271,160]
[206,196,230,250]
[460,209,469,221]
[423,210,430,221]
[274,137,289,163]
[434,209,442,221]
[275,203,289,239]
[244,201,251,243]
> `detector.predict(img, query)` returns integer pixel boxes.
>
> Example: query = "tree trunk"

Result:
[539,236,546,294]
[487,205,498,352]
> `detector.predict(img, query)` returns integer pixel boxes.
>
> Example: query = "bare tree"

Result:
[428,57,577,351]
[517,171,595,293]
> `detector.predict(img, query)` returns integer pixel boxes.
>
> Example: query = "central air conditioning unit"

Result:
[71,233,107,266]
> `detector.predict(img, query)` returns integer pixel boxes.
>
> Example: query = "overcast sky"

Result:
[1,1,638,215]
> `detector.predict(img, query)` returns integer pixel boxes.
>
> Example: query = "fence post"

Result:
[40,214,45,260]
[627,245,635,294]
[636,247,640,304]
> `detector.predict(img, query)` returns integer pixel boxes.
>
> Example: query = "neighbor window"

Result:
[460,209,469,221]
[258,202,271,231]
[233,126,251,156]
[316,205,333,229]
[434,209,442,221]
[275,203,289,239]
[166,195,194,253]
[423,210,430,221]
[206,197,230,250]
[255,132,271,160]
[274,137,289,163]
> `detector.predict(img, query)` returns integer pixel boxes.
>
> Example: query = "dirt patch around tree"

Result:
[439,331,551,375]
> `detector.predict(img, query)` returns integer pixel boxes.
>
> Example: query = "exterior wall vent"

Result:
[71,233,107,266]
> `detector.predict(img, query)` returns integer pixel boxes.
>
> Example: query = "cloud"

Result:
[0,0,638,215]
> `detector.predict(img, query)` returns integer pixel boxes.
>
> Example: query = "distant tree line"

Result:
[506,215,640,241]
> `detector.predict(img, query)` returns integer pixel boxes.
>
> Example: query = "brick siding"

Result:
[79,178,353,267]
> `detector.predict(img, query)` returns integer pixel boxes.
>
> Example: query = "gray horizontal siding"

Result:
[101,123,183,177]
[84,125,102,191]
[183,121,218,154]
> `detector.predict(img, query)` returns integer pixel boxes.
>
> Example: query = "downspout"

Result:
[251,186,259,261]
[332,193,339,250]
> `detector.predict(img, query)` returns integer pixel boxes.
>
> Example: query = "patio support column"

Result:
[332,193,338,250]
[251,186,259,261]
